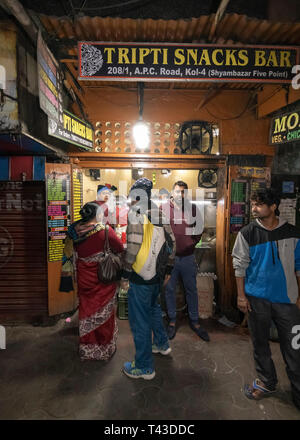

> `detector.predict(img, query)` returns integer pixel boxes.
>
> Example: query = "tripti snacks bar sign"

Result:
[78,42,299,83]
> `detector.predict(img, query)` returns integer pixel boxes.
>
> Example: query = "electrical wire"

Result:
[77,0,88,15]
[68,0,76,17]
[138,82,144,119]
[204,94,256,121]
[2,92,18,101]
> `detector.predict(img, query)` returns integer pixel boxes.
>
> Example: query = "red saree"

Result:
[75,225,124,360]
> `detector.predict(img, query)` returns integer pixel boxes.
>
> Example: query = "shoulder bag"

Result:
[98,226,123,283]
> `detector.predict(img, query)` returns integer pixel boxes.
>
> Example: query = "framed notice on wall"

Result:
[47,172,71,262]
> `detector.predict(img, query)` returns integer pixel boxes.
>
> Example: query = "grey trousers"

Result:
[247,295,300,407]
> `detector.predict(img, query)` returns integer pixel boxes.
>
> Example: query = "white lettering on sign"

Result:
[0,65,6,90]
[291,325,300,350]
[292,65,300,90]
[0,325,5,349]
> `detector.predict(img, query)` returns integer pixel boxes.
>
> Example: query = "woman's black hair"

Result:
[250,188,281,216]
[79,202,99,223]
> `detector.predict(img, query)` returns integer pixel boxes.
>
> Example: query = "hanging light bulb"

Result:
[212,127,219,137]
[133,82,150,150]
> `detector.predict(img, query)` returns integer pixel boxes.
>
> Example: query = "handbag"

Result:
[98,225,123,283]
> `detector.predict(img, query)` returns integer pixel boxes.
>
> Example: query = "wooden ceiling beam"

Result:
[64,71,84,102]
[60,58,77,63]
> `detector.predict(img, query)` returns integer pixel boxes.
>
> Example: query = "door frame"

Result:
[69,153,228,306]
[68,152,225,170]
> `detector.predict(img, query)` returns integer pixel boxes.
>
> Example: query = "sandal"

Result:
[244,378,276,400]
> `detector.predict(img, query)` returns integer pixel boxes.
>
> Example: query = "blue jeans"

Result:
[128,282,169,370]
[165,254,199,324]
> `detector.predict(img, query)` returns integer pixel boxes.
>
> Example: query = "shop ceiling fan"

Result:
[198,169,218,188]
[179,121,213,154]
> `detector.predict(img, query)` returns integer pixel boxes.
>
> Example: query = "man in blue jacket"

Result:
[232,188,300,410]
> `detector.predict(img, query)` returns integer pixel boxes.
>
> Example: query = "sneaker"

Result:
[167,324,176,340]
[122,361,156,380]
[152,344,172,355]
[190,323,210,342]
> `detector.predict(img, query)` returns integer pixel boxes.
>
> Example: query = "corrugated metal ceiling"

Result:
[40,13,300,45]
[39,12,300,90]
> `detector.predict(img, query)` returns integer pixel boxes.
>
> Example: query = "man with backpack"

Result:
[121,178,175,380]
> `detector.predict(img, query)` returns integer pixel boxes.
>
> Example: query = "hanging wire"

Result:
[138,82,144,120]
[77,0,88,15]
[204,93,256,121]
[75,0,147,11]
[68,0,76,17]
[204,85,285,121]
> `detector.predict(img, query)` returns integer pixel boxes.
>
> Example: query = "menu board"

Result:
[47,172,71,262]
[72,169,83,222]
[229,173,270,252]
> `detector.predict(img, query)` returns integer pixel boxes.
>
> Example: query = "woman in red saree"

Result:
[60,202,124,361]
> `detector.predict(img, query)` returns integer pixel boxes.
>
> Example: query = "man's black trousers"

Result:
[247,295,300,408]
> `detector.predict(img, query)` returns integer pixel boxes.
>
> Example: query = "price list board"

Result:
[47,172,71,262]
[230,179,249,233]
[72,169,83,222]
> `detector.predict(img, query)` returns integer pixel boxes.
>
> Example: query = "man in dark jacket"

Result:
[232,188,300,410]
[162,180,209,342]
